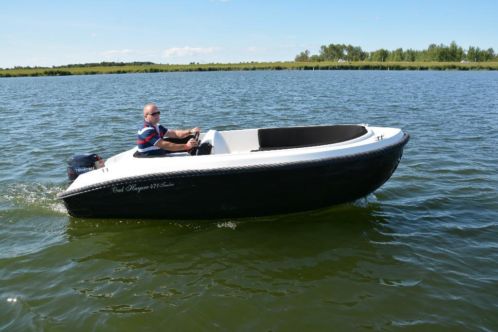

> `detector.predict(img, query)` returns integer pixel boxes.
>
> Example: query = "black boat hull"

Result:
[60,134,409,219]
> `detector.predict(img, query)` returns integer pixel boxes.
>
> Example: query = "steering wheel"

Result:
[189,131,201,155]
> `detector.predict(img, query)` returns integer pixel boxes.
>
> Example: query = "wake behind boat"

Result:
[58,124,409,219]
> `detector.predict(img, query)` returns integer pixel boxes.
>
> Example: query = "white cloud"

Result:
[162,46,219,58]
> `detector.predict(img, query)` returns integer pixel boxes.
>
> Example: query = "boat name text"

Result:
[112,182,174,194]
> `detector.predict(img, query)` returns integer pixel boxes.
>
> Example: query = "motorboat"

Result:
[58,124,409,219]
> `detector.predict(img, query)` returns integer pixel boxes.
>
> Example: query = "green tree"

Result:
[388,48,404,61]
[481,48,495,61]
[404,49,417,61]
[426,44,441,61]
[345,45,367,61]
[467,46,478,62]
[370,49,390,62]
[295,50,310,62]
[448,41,464,61]
[319,44,346,61]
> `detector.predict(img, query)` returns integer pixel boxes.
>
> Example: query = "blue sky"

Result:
[1,0,497,68]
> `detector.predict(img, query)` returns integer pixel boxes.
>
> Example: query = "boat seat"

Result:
[255,125,367,151]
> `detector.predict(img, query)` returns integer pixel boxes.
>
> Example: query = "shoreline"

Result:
[1,61,498,78]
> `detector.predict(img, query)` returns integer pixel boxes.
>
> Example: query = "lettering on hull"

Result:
[112,182,174,194]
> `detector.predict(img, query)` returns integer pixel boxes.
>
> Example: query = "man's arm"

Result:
[166,127,200,139]
[155,138,198,151]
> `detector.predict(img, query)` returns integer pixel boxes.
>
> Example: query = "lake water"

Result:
[1,70,497,330]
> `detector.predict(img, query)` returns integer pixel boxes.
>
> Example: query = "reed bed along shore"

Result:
[1,61,498,77]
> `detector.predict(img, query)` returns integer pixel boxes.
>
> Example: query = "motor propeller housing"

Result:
[67,154,104,181]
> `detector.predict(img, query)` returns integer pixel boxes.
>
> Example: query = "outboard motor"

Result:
[67,154,104,182]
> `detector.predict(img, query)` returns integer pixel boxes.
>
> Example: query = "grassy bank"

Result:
[2,61,498,77]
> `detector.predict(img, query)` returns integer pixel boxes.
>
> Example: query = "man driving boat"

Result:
[136,103,200,157]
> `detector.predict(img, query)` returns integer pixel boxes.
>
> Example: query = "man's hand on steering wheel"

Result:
[185,138,198,150]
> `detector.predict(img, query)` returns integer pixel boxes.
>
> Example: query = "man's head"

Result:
[143,103,161,125]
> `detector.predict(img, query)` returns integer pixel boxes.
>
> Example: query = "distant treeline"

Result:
[2,60,498,78]
[9,61,155,70]
[295,42,497,62]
